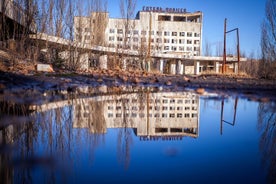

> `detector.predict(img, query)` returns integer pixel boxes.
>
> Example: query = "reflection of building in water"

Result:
[73,91,199,139]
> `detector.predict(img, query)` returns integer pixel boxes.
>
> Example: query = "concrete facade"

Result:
[74,8,203,58]
[72,91,200,138]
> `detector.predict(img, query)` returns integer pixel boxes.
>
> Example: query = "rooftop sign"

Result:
[142,6,187,13]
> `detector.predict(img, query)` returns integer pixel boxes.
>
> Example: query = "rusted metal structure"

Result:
[223,18,240,74]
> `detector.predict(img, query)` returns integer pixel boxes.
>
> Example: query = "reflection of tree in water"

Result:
[116,93,133,169]
[115,91,147,169]
[257,102,276,183]
[0,96,108,183]
[0,102,40,183]
[87,100,106,162]
[73,98,106,165]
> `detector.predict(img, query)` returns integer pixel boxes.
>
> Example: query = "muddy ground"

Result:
[0,68,276,103]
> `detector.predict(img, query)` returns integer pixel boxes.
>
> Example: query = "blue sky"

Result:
[106,0,266,57]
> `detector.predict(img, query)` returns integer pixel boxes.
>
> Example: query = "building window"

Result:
[156,38,162,43]
[184,113,190,118]
[194,32,200,37]
[155,106,160,110]
[172,32,177,36]
[164,38,170,43]
[180,32,185,36]
[179,39,185,44]
[157,31,162,36]
[149,31,154,35]
[187,32,193,37]
[108,106,113,110]
[179,46,185,51]
[170,106,175,110]
[109,29,115,33]
[117,37,123,41]
[169,113,175,118]
[164,46,170,50]
[194,47,200,51]
[162,113,168,118]
[155,99,161,103]
[194,40,200,44]
[117,29,123,34]
[171,39,177,44]
[155,128,168,133]
[177,113,182,118]
[109,36,115,41]
[162,106,168,110]
[154,113,160,117]
[171,46,177,51]
[186,46,192,51]
[187,40,192,44]
[164,31,170,36]
[108,113,113,118]
[163,99,168,103]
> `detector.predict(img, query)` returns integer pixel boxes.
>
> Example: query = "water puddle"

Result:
[0,86,275,183]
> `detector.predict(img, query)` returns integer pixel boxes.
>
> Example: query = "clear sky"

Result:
[106,0,266,57]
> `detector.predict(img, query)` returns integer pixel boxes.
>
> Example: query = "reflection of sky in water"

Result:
[1,92,272,184]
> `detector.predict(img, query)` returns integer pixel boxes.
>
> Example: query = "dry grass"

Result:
[0,48,36,74]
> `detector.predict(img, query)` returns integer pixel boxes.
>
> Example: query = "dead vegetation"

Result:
[0,47,35,74]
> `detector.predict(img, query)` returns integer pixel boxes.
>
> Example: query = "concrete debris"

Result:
[36,64,54,72]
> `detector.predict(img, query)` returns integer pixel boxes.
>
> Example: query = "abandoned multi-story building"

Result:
[74,7,243,74]
[73,91,200,139]
[74,7,203,68]
[74,7,202,57]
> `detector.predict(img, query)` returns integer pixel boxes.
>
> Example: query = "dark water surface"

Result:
[0,87,275,184]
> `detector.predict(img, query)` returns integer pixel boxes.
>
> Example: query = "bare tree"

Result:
[215,41,223,57]
[203,38,212,56]
[119,0,137,69]
[257,102,276,183]
[260,0,276,79]
[239,50,259,77]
